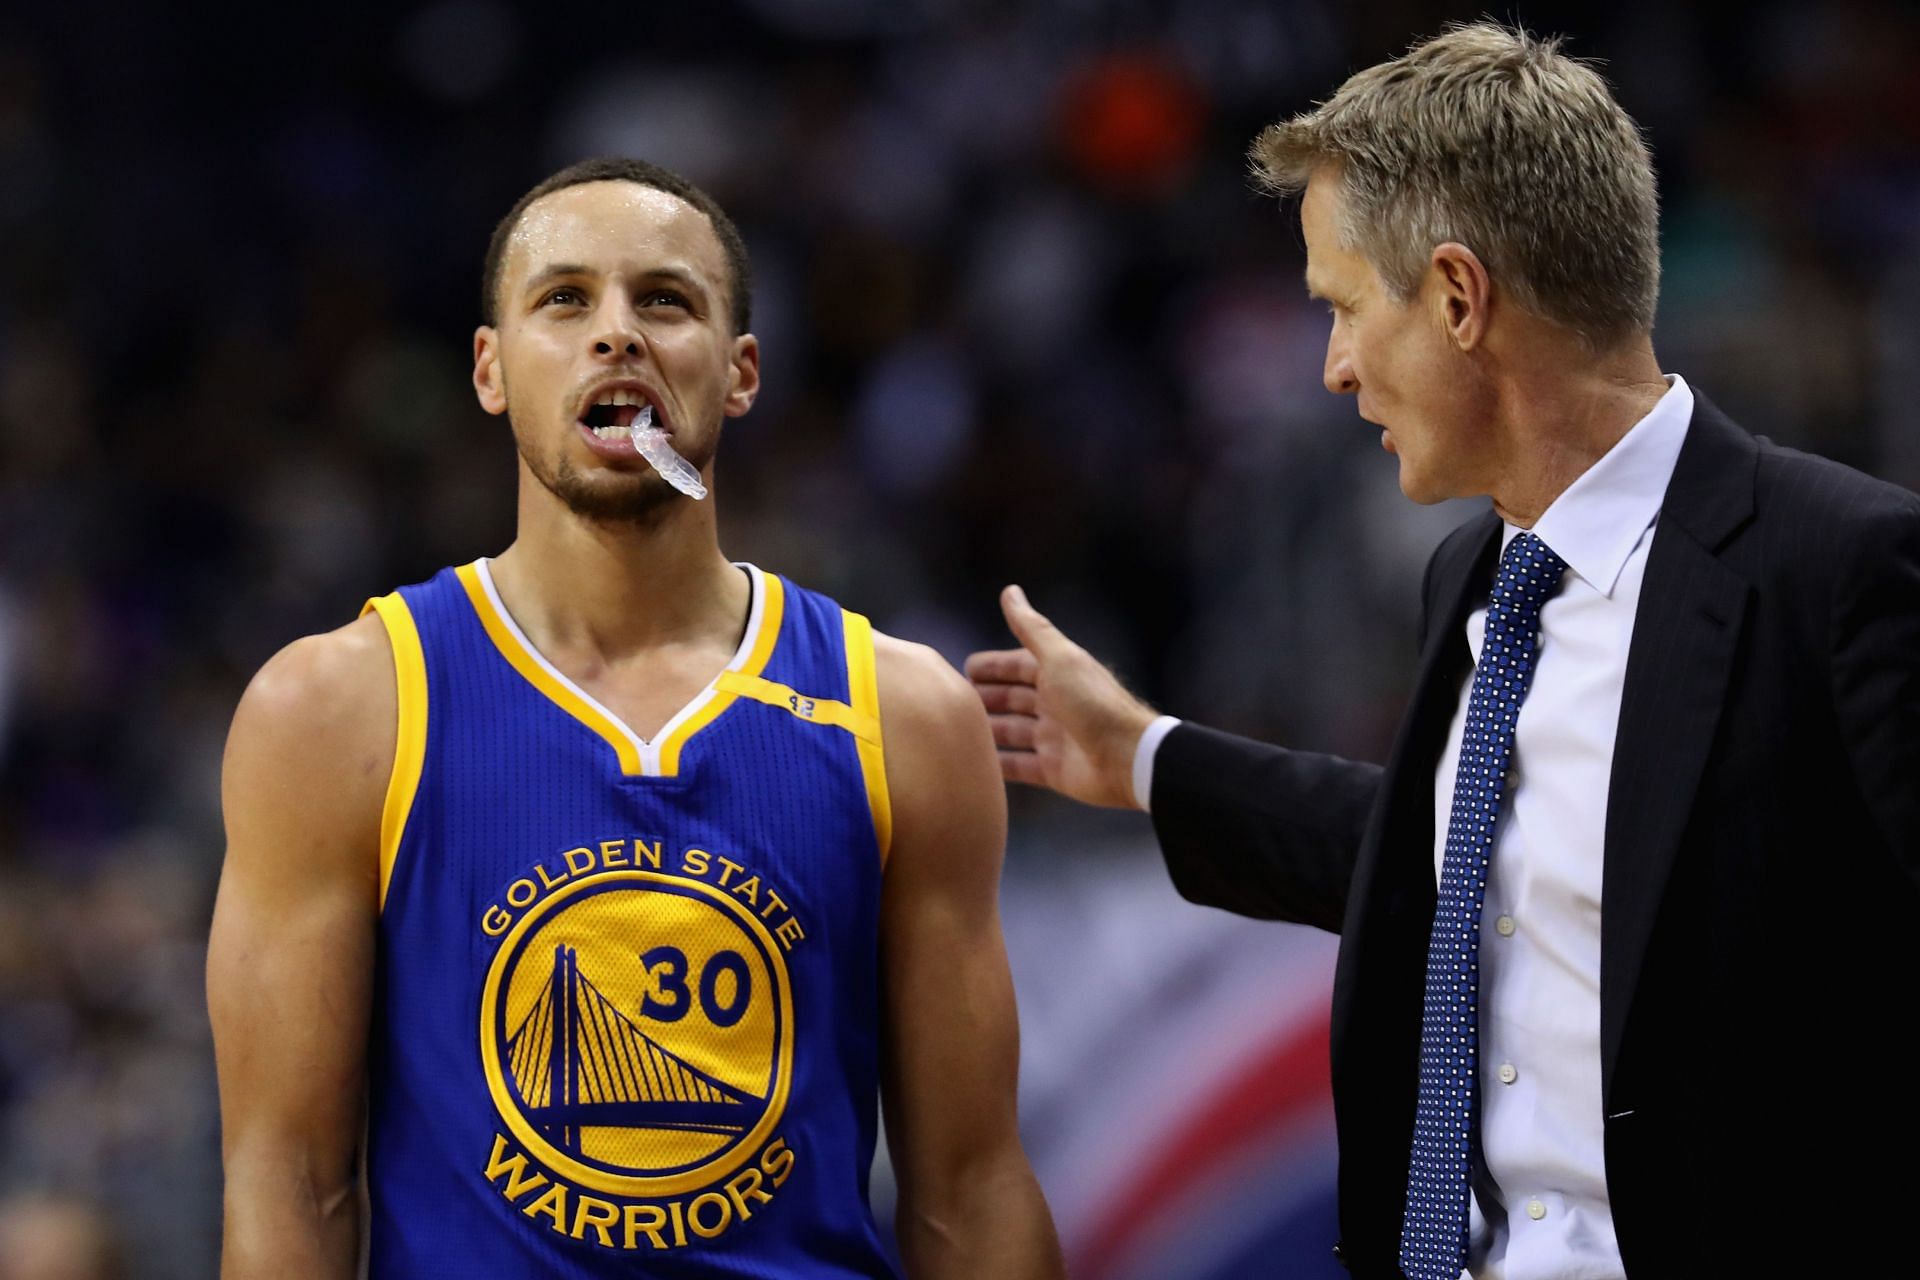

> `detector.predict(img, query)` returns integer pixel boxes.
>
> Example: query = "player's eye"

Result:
[540,288,586,307]
[642,290,690,309]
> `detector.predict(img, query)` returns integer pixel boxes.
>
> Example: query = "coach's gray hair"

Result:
[1254,21,1659,349]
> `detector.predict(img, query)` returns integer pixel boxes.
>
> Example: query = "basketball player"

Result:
[207,158,1064,1279]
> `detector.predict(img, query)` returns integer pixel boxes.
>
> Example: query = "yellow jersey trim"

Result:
[454,561,784,777]
[455,562,645,774]
[840,610,891,866]
[657,572,785,776]
[714,671,882,744]
[360,592,428,910]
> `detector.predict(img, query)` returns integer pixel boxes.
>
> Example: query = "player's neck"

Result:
[490,495,748,660]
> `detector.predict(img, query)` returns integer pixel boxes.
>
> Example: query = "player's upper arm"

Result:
[208,613,394,1194]
[871,633,1020,1182]
[875,633,1009,896]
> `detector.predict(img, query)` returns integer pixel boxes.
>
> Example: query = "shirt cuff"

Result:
[1132,715,1183,813]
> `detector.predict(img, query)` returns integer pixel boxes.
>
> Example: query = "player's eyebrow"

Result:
[523,262,712,300]
[636,266,709,296]
[523,263,593,295]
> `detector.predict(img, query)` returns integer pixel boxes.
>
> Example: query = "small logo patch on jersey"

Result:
[478,838,804,1250]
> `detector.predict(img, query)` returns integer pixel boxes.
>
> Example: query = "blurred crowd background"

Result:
[2,0,1916,1276]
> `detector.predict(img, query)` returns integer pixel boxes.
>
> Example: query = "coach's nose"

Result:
[1323,323,1357,396]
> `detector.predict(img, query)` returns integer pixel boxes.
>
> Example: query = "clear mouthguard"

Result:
[629,405,708,500]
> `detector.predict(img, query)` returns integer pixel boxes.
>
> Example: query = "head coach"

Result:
[965,20,1920,1280]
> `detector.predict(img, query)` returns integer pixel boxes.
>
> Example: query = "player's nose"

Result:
[589,296,645,359]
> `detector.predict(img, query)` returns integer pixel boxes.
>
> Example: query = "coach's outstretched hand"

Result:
[964,585,1159,811]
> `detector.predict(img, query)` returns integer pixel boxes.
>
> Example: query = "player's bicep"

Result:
[208,625,389,1188]
[875,641,1025,1190]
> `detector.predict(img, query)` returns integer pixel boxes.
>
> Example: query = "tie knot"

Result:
[1492,531,1566,615]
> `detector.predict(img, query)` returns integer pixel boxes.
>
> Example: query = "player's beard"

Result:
[517,414,719,527]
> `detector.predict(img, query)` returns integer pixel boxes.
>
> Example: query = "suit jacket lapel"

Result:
[1334,512,1495,1039]
[1376,512,1502,906]
[1337,509,1498,1060]
[1329,511,1499,1267]
[1600,393,1757,1101]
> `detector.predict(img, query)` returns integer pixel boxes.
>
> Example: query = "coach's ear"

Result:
[1430,241,1492,354]
[473,326,507,416]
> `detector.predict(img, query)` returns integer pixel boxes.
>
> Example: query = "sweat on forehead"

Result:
[500,183,717,291]
[481,160,755,334]
[513,182,699,246]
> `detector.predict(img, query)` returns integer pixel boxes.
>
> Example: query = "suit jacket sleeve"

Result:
[1831,490,1920,879]
[1144,526,1472,936]
[1148,724,1382,933]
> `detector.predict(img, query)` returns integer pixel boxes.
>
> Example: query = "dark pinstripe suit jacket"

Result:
[1149,392,1920,1278]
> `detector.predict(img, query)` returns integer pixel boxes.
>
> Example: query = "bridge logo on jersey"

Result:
[479,864,795,1205]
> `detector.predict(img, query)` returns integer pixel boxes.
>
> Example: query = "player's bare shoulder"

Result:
[221,612,397,879]
[872,632,995,757]
[871,632,1006,870]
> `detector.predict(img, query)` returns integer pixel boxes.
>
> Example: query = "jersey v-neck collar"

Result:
[455,558,785,777]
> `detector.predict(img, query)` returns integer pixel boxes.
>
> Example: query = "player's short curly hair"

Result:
[1253,21,1659,350]
[481,157,753,335]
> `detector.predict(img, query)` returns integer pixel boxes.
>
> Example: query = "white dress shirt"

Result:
[1135,376,1694,1280]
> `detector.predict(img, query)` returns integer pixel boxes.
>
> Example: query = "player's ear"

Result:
[723,333,760,419]
[473,326,507,416]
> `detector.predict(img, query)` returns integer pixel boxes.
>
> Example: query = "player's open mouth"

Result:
[581,387,662,437]
[569,380,706,496]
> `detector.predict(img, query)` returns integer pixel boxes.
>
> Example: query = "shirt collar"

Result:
[1503,373,1694,598]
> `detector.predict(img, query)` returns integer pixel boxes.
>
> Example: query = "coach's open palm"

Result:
[963,586,1158,810]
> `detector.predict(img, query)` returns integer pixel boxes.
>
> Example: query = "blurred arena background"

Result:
[2,0,1916,1275]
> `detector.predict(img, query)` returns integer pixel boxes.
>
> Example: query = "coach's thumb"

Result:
[1002,584,1068,658]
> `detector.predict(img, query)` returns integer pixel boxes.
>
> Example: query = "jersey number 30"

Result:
[638,946,753,1029]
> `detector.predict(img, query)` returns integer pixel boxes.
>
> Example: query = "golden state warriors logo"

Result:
[477,838,807,1251]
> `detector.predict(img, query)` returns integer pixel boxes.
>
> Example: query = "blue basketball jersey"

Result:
[359,559,899,1278]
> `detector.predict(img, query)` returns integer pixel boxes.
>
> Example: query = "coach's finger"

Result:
[989,713,1038,752]
[1000,585,1075,660]
[997,750,1049,788]
[975,683,1039,715]
[964,647,1038,686]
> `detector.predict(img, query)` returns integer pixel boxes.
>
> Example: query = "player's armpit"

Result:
[208,615,392,1280]
[872,635,1066,1280]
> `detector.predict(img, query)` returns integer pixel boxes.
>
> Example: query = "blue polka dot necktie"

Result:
[1400,531,1567,1280]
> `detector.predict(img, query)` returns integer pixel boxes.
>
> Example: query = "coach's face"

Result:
[1302,170,1495,504]
[472,181,759,522]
